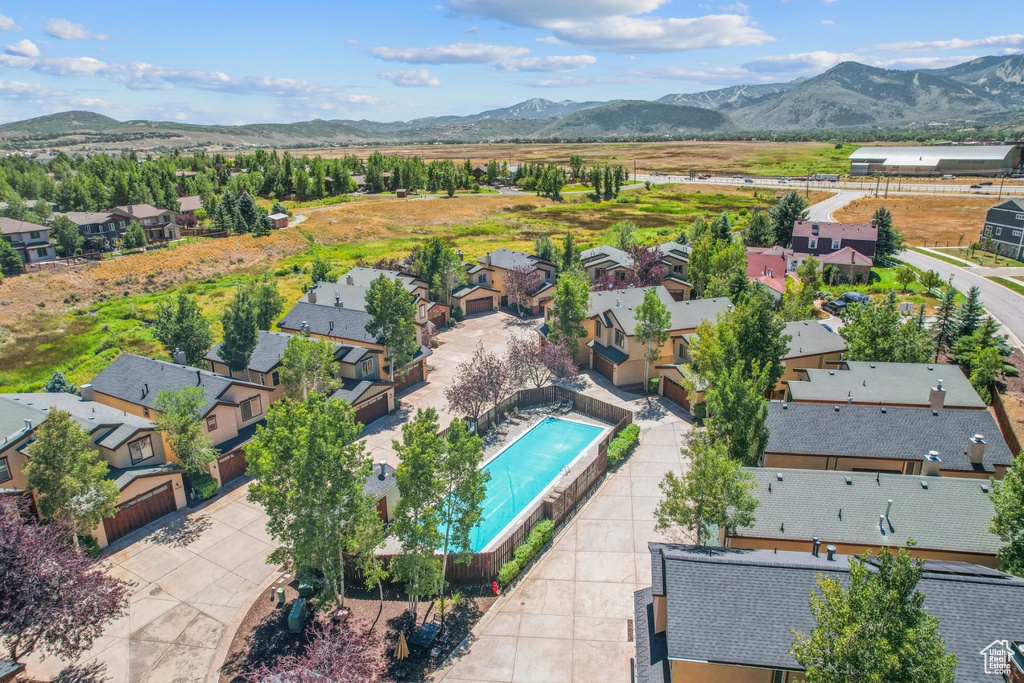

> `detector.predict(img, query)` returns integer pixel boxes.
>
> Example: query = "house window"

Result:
[259,373,266,385]
[143,407,150,418]
[616,270,626,282]
[271,371,280,386]
[1014,230,1022,238]
[360,359,374,377]
[29,231,40,239]
[128,435,155,465]
[808,238,817,249]
[119,220,126,229]
[595,268,606,280]
[419,304,426,318]
[614,329,625,347]
[831,239,840,250]
[241,396,263,421]
[206,415,218,432]
[37,248,48,258]
[673,264,683,273]
[996,227,1003,236]
[0,456,10,484]
[595,320,602,337]
[477,274,486,284]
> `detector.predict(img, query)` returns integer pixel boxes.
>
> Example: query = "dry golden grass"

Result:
[833,195,995,247]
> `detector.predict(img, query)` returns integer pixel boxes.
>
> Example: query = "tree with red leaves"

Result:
[445,342,516,421]
[245,621,384,683]
[0,498,129,663]
[506,334,578,389]
[504,265,545,317]
[631,245,665,287]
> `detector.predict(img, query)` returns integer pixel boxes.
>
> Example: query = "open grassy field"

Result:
[833,195,995,247]
[0,184,807,391]
[295,141,861,177]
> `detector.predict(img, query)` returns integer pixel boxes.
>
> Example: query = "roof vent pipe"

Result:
[812,538,820,557]
[196,370,202,385]
[885,499,893,519]
[826,545,836,561]
[23,418,32,430]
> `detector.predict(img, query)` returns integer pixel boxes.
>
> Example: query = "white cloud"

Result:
[743,50,861,73]
[872,55,980,69]
[495,54,597,71]
[631,65,760,82]
[518,74,630,87]
[44,18,109,41]
[0,13,20,30]
[536,36,563,44]
[368,42,529,64]
[445,0,773,52]
[876,34,1024,52]
[345,38,359,45]
[379,69,442,87]
[820,19,836,26]
[0,78,110,109]
[5,39,39,57]
[718,2,750,12]
[465,25,480,34]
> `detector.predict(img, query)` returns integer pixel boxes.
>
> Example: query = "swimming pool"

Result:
[468,416,607,552]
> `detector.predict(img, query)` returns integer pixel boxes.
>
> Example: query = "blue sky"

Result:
[0,0,1019,125]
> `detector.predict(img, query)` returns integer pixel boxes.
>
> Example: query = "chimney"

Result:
[812,538,820,557]
[378,460,387,479]
[826,545,836,561]
[847,391,852,405]
[922,450,942,476]
[335,294,342,307]
[485,253,492,266]
[811,222,819,235]
[80,383,94,401]
[196,370,202,385]
[308,289,317,304]
[885,499,893,519]
[968,434,986,465]
[929,380,945,409]
[346,275,354,286]
[173,348,186,365]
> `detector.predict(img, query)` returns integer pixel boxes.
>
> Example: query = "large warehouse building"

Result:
[849,144,1022,177]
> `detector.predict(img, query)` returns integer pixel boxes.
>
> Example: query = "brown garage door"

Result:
[355,393,390,426]
[592,352,616,382]
[429,312,449,329]
[464,297,493,316]
[103,482,176,544]
[663,377,691,411]
[395,362,425,393]
[218,450,248,485]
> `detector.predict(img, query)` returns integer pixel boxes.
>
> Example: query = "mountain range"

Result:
[2,55,1022,150]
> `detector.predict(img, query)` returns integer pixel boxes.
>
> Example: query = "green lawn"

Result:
[909,247,971,267]
[932,246,1024,268]
[745,143,859,177]
[821,263,964,309]
[988,276,1024,297]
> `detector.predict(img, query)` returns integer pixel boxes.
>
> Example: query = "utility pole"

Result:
[633,160,637,183]
[874,175,880,198]
[998,174,1006,200]
[884,174,890,199]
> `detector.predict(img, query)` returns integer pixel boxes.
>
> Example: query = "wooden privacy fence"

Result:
[365,385,633,583]
[990,384,1023,456]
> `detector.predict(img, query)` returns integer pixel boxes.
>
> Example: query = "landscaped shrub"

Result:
[647,377,660,394]
[607,423,641,467]
[497,560,520,585]
[534,519,555,543]
[78,534,101,558]
[451,306,464,321]
[191,472,219,501]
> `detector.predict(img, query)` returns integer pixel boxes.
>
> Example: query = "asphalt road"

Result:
[806,190,867,222]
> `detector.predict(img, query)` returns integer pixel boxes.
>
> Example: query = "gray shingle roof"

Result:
[307,283,372,311]
[278,302,378,345]
[733,468,1000,555]
[340,267,424,292]
[655,544,1024,681]
[0,393,157,449]
[106,461,183,490]
[781,320,847,359]
[481,248,540,271]
[588,339,629,365]
[330,379,378,405]
[0,216,47,236]
[786,361,986,409]
[0,398,46,449]
[205,331,369,374]
[89,354,265,417]
[581,245,632,269]
[764,402,1012,472]
[589,287,730,336]
[363,462,396,498]
[659,241,691,261]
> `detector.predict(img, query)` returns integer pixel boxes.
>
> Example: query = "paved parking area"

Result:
[434,377,693,682]
[23,481,280,683]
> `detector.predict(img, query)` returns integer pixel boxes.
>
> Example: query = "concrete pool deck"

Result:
[433,378,692,682]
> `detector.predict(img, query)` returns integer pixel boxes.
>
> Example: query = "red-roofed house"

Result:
[745,249,790,299]
[792,220,877,259]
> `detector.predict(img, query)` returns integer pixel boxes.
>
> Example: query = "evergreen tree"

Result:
[218,285,259,376]
[250,273,283,330]
[0,238,23,272]
[253,212,273,237]
[743,211,775,247]
[990,450,1024,576]
[559,232,581,273]
[122,220,147,249]
[311,251,331,284]
[714,212,731,241]
[957,285,983,336]
[152,291,214,366]
[872,206,907,260]
[234,191,260,233]
[611,220,637,252]
[768,190,808,246]
[43,370,78,394]
[932,287,960,361]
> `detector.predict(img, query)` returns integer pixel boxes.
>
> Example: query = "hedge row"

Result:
[497,519,555,585]
[607,423,640,467]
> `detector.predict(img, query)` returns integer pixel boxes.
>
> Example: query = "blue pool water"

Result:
[468,416,605,552]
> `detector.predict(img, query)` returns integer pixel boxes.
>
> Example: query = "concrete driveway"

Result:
[361,311,535,467]
[23,481,280,683]
[434,374,693,682]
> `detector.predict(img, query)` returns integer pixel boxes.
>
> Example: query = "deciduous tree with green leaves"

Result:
[534,234,560,263]
[840,294,932,364]
[122,219,147,249]
[634,288,671,391]
[990,450,1024,577]
[246,394,384,607]
[50,215,82,257]
[280,335,340,400]
[250,273,283,330]
[743,210,775,247]
[153,387,217,475]
[791,549,957,683]
[611,220,637,252]
[365,274,418,382]
[24,410,120,548]
[895,265,916,293]
[413,238,466,305]
[704,361,771,465]
[654,430,758,546]
[548,269,590,358]
[153,291,214,366]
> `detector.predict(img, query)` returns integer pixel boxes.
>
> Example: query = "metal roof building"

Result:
[848,144,1022,176]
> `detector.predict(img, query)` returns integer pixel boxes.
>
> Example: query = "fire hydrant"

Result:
[492,581,500,596]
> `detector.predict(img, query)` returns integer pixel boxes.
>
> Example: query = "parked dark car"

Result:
[823,291,870,315]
